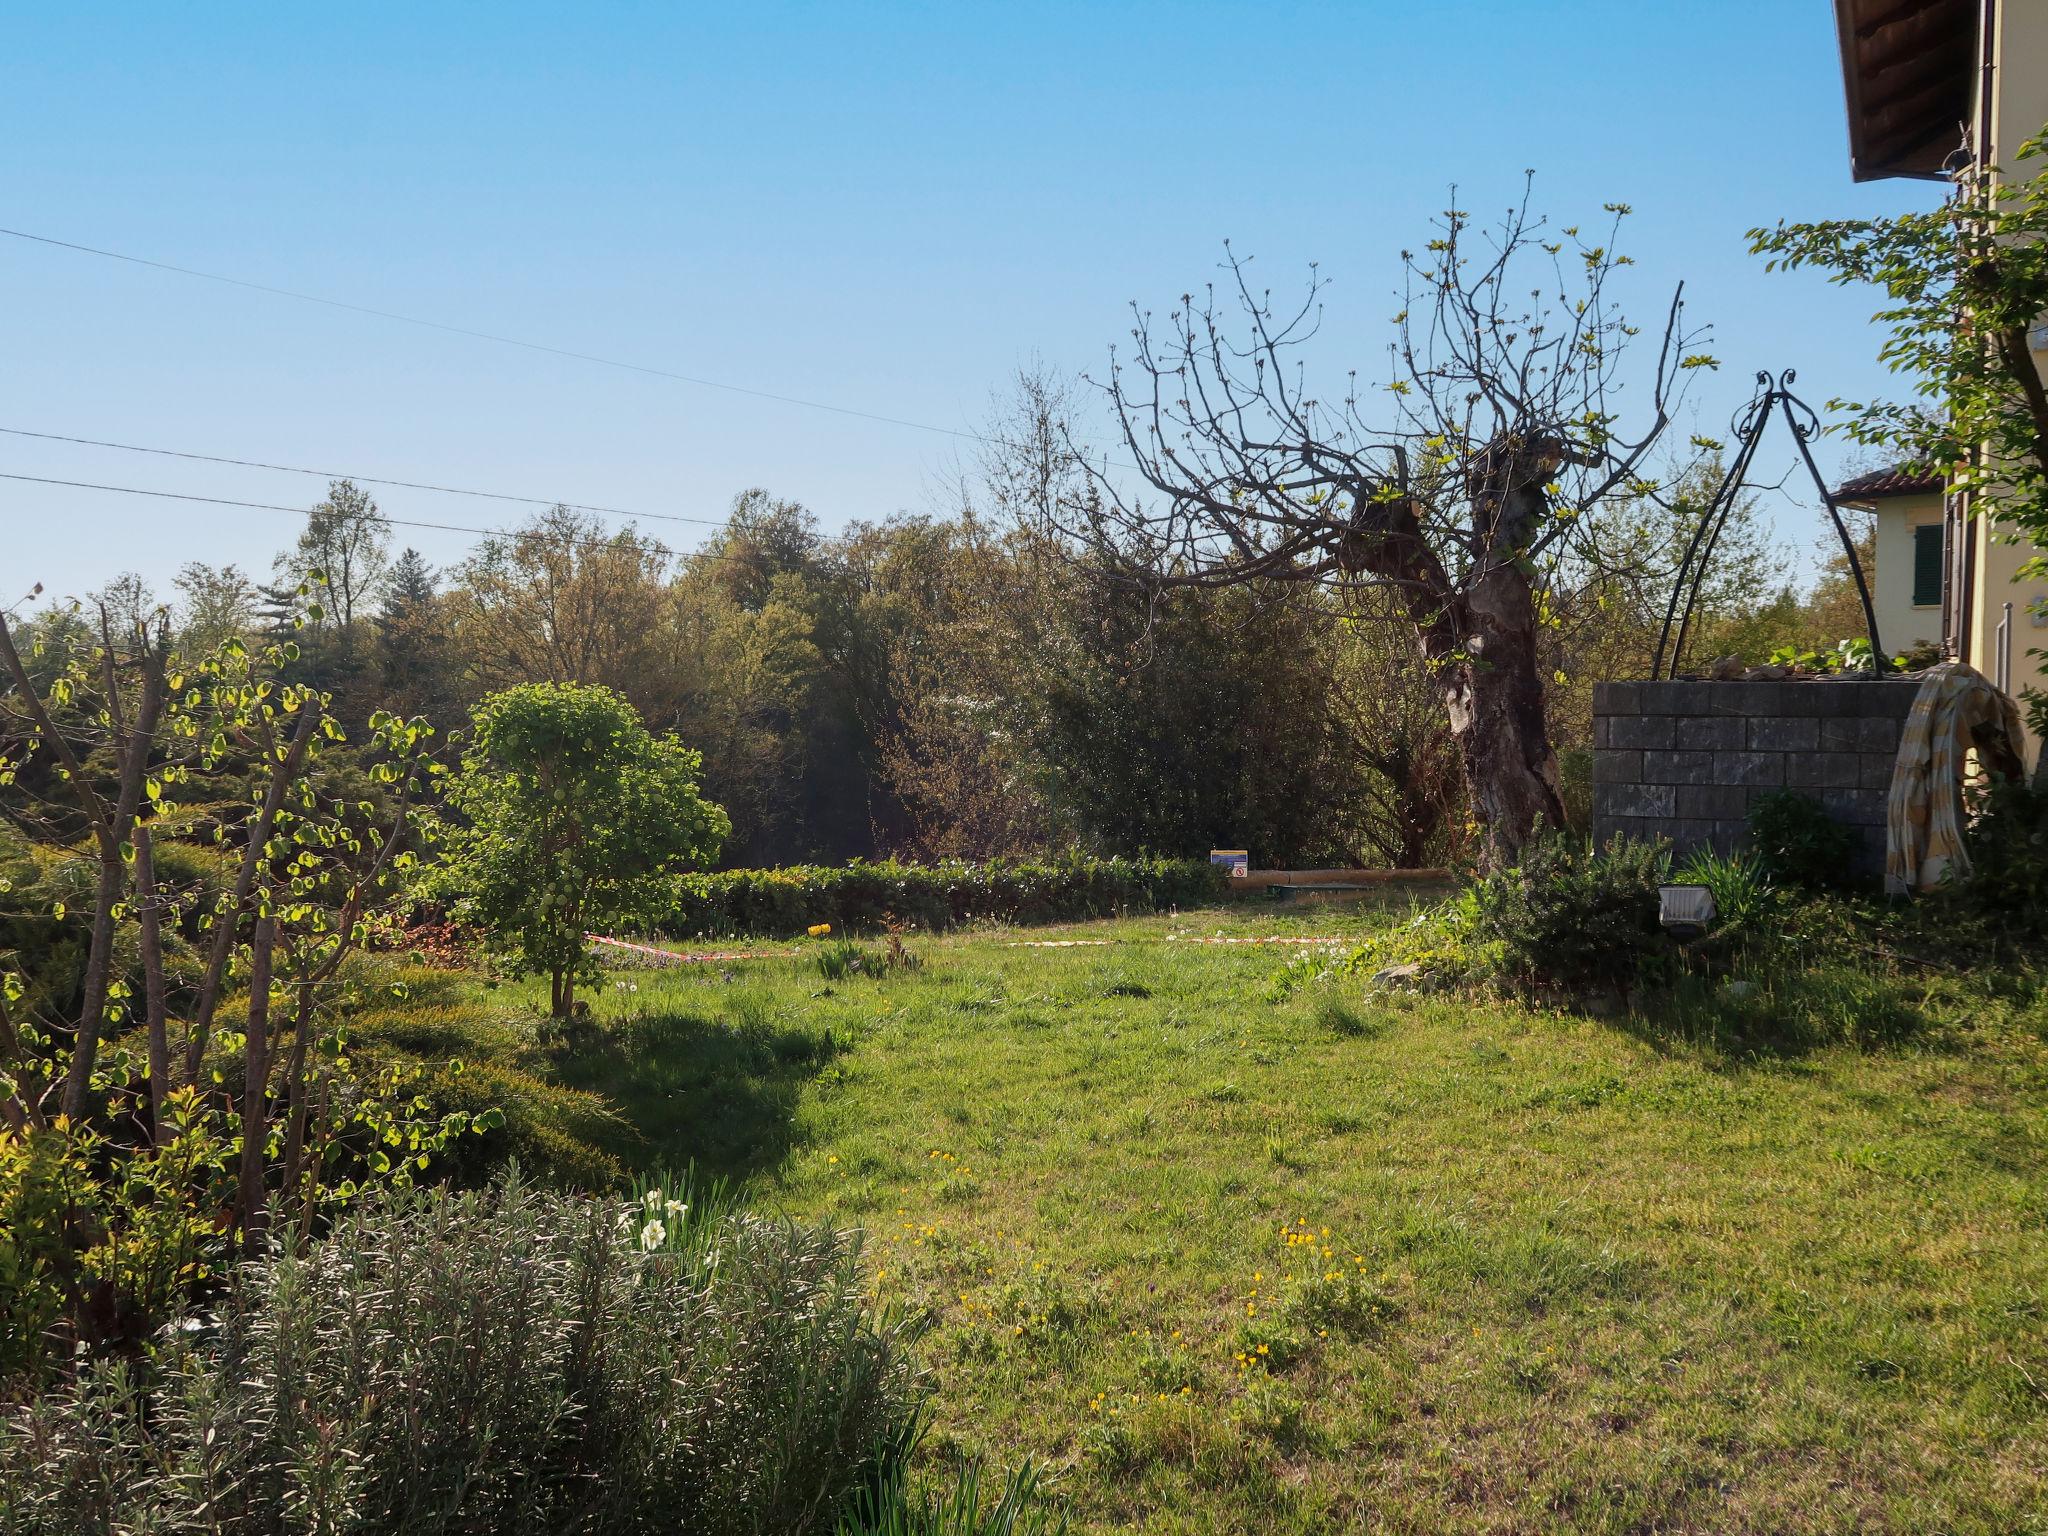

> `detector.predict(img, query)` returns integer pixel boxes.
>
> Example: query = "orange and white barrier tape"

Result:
[587,933,797,966]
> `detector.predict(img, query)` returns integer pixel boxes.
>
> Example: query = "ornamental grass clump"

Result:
[0,1173,926,1536]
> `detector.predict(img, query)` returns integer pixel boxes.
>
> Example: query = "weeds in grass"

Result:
[1234,1378,1317,1455]
[819,936,924,982]
[393,904,2046,1533]
[840,1458,1063,1535]
[1313,994,1378,1038]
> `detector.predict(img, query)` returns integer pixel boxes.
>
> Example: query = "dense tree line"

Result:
[21,425,1856,873]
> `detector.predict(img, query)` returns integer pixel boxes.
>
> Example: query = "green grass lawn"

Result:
[470,900,2047,1533]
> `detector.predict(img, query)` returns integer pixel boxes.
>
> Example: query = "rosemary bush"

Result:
[1465,831,1672,995]
[0,1174,925,1535]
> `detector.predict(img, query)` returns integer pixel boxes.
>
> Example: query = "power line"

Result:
[0,471,746,564]
[0,424,728,529]
[0,225,987,444]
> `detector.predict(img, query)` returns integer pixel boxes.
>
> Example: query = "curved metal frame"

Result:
[1651,369,1888,681]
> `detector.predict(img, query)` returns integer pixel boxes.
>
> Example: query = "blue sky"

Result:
[3,1,1937,605]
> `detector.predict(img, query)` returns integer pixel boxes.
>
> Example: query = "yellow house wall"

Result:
[1869,492,1948,655]
[1990,2,2048,176]
[1970,516,2047,714]
[1969,5,2048,751]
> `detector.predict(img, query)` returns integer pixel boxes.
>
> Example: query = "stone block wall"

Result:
[1590,678,1921,875]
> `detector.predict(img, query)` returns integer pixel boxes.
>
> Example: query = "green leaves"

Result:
[431,684,727,1014]
[1751,135,2048,554]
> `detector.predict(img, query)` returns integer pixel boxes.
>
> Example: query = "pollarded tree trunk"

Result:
[1438,649,1567,870]
[1357,475,1567,870]
[1440,533,1569,869]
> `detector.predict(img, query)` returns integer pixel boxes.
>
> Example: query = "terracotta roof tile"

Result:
[1833,465,1944,500]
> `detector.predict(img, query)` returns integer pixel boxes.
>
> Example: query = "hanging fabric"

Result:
[1884,661,2028,894]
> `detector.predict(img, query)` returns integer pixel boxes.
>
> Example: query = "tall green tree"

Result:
[433,683,727,1017]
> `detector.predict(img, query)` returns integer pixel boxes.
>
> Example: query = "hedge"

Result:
[662,855,1226,937]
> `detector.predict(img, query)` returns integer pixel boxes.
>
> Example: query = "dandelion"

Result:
[808,922,832,937]
[640,1219,667,1251]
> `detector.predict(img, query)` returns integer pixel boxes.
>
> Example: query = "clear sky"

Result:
[3,1,1939,606]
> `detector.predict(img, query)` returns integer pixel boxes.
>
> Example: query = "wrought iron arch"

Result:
[1651,369,1888,681]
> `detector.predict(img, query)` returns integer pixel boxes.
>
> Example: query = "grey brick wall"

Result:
[1590,679,1920,875]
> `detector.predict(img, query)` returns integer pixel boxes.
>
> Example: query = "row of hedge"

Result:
[662,855,1226,938]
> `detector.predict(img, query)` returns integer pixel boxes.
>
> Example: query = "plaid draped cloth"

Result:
[1884,661,2029,895]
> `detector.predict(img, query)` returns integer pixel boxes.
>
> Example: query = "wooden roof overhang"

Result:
[1833,0,1979,181]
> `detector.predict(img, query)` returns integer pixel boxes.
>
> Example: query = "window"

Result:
[1911,522,1943,607]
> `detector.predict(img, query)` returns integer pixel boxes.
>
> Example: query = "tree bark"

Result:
[277,982,317,1228]
[134,825,173,1147]
[1438,646,1567,870]
[1442,546,1568,871]
[186,707,321,1080]
[236,917,276,1255]
[1356,484,1566,868]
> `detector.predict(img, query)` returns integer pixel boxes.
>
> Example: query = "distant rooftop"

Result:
[1834,465,1945,501]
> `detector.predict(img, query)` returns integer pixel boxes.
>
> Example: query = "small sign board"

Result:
[1210,849,1249,879]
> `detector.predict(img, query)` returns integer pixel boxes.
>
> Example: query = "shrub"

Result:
[1933,773,2048,952]
[0,1174,926,1536]
[1670,846,1780,941]
[1466,831,1671,995]
[1746,790,1856,891]
[664,855,1225,939]
[0,1127,73,1384]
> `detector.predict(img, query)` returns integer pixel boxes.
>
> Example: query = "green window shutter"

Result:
[1911,522,1943,606]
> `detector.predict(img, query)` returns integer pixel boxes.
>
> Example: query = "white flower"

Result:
[665,1198,687,1220]
[643,1187,664,1214]
[640,1219,667,1251]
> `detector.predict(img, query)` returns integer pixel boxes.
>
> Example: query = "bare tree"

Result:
[172,561,259,655]
[1054,187,1716,865]
[276,479,392,640]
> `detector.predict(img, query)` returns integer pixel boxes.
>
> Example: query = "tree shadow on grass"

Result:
[1604,963,1940,1069]
[551,1005,840,1184]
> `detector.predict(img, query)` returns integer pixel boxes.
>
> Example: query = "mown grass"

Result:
[462,898,2047,1533]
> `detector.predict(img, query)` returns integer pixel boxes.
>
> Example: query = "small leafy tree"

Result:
[0,582,488,1362]
[437,683,727,1017]
[1749,131,2048,575]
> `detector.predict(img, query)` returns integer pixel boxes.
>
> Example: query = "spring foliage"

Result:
[664,855,1224,938]
[433,683,728,1016]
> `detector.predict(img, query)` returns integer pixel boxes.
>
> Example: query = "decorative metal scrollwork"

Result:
[1651,369,1888,680]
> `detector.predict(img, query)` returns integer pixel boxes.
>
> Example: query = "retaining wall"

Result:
[1590,678,1919,875]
